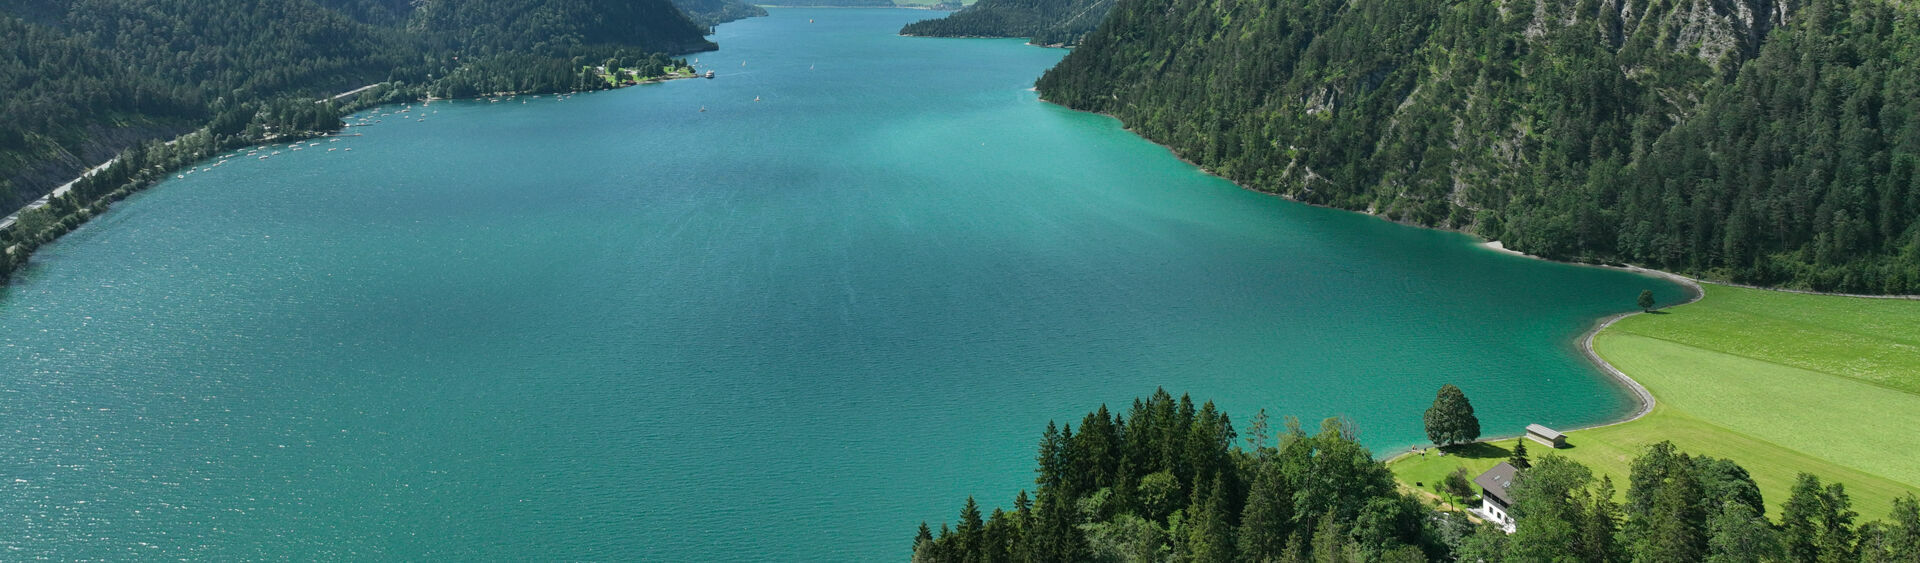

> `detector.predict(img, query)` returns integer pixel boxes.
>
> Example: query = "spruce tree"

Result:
[1237,461,1294,560]
[1782,473,1859,563]
[1631,459,1707,562]
[1891,496,1920,561]
[1706,501,1781,562]
[1182,476,1235,563]
[1509,439,1531,469]
[1423,384,1481,447]
[958,496,984,561]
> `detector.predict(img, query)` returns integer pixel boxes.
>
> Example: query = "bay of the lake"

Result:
[0,8,1685,560]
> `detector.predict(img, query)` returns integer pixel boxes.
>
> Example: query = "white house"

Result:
[1473,462,1520,534]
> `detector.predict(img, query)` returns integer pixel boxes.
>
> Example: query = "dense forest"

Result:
[671,0,769,29]
[0,0,724,283]
[912,391,1920,561]
[1037,0,1920,294]
[0,0,715,213]
[899,0,1113,45]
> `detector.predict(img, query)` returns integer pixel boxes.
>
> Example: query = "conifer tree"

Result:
[1182,476,1236,563]
[1238,461,1295,560]
[957,496,984,561]
[1782,473,1860,563]
[1509,438,1531,469]
[1706,501,1781,562]
[1631,458,1708,562]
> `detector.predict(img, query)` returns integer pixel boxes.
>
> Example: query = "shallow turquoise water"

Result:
[0,9,1685,560]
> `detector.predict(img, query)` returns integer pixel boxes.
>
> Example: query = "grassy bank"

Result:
[1391,284,1920,518]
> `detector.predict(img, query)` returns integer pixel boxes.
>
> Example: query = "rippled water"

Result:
[0,9,1686,560]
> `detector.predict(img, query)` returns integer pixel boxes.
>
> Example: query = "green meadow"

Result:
[1392,284,1920,518]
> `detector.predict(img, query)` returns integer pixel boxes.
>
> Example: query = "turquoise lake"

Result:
[0,9,1687,560]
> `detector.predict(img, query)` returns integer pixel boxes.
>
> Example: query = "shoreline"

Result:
[1035,96,1920,459]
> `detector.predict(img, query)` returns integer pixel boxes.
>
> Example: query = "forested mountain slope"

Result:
[0,0,712,213]
[408,0,712,54]
[1039,0,1920,293]
[670,0,768,29]
[899,0,1113,45]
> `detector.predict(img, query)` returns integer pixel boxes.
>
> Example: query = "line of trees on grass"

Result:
[910,390,1920,561]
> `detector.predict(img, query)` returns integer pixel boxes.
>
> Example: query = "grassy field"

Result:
[1390,284,1920,519]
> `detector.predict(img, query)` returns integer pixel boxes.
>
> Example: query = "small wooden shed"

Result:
[1525,424,1566,448]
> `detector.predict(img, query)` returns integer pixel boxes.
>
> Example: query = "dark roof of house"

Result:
[1526,424,1565,441]
[1475,461,1520,505]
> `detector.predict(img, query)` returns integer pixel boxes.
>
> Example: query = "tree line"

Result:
[1036,0,1920,294]
[899,0,1116,46]
[911,390,1920,561]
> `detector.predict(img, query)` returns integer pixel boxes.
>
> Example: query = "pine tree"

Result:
[1783,473,1859,563]
[914,521,934,561]
[1632,458,1708,562]
[957,496,984,561]
[1582,476,1624,563]
[1238,460,1295,561]
[1182,476,1236,563]
[1706,501,1781,562]
[1509,439,1531,469]
[1423,384,1481,447]
[1309,512,1352,563]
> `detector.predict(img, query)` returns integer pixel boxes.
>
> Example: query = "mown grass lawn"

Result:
[1391,284,1920,519]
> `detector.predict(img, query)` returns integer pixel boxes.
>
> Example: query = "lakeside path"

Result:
[0,158,117,231]
[1391,241,1920,518]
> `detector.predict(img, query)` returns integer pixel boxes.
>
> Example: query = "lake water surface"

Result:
[0,9,1686,559]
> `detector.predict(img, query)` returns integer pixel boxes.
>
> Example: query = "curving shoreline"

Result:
[1383,243,1706,463]
[1478,241,1706,434]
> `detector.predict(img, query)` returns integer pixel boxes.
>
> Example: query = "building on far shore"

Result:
[1526,424,1567,448]
[1474,462,1520,534]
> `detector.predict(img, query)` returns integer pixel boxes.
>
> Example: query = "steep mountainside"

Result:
[899,0,1113,45]
[0,0,713,212]
[409,0,713,54]
[1040,0,1920,293]
[671,0,769,29]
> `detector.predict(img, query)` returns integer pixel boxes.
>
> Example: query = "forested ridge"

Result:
[912,391,1920,561]
[0,0,715,214]
[0,0,729,283]
[671,0,770,29]
[899,0,1114,45]
[1037,0,1920,294]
